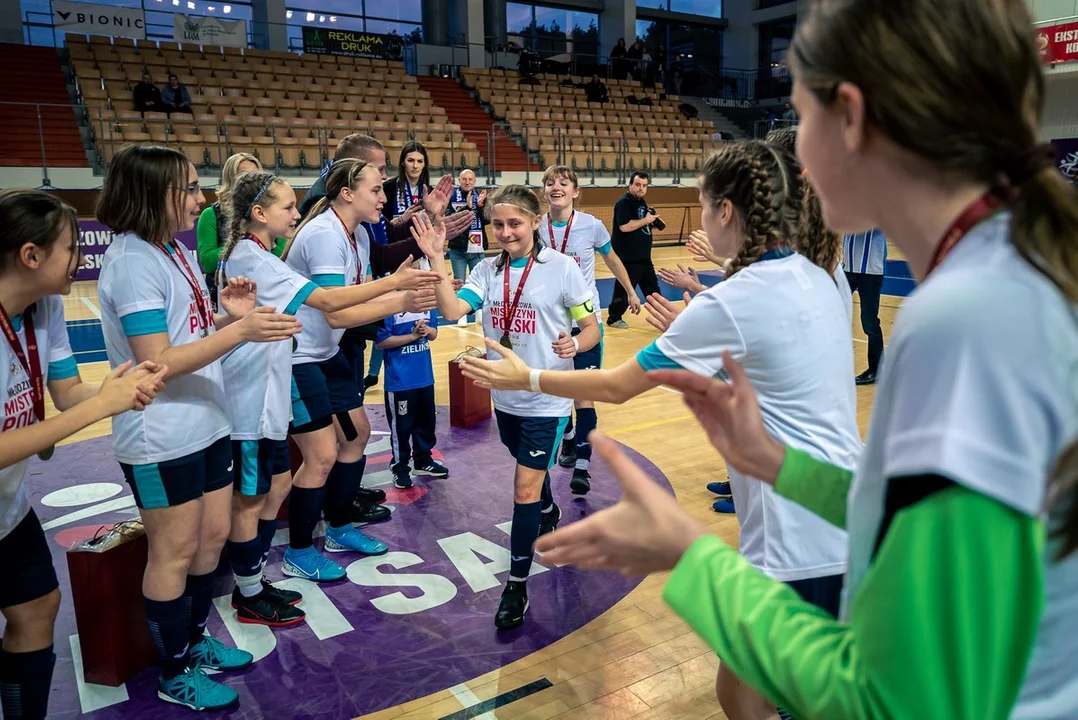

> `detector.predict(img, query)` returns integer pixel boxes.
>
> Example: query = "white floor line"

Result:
[449,683,498,719]
[449,325,486,339]
[80,296,101,318]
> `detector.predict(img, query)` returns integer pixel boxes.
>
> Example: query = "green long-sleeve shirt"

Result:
[196,204,286,275]
[663,448,1044,719]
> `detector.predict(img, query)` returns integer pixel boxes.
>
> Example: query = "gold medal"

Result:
[38,445,54,461]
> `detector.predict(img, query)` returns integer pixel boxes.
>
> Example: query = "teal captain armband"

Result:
[570,300,595,322]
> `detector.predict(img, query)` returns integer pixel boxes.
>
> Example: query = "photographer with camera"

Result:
[607,171,662,329]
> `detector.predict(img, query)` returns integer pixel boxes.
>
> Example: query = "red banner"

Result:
[1037,20,1078,65]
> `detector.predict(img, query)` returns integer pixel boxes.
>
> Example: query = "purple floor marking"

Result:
[26,406,671,719]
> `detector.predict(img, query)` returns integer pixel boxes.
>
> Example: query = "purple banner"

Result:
[77,221,197,282]
[1051,137,1078,181]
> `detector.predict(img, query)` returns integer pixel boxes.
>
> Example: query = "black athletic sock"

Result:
[562,414,575,441]
[0,643,55,720]
[541,473,554,514]
[227,537,264,597]
[354,455,368,489]
[324,460,362,528]
[574,408,597,462]
[143,596,190,679]
[257,517,278,561]
[289,485,326,550]
[509,501,542,580]
[184,572,215,646]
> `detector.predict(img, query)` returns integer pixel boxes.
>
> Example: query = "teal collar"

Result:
[509,257,530,268]
[10,314,22,332]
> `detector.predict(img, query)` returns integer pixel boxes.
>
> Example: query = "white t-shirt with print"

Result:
[538,211,610,324]
[460,246,592,417]
[843,213,1078,718]
[98,233,230,465]
[222,239,316,440]
[0,296,76,540]
[286,211,368,364]
[654,253,859,581]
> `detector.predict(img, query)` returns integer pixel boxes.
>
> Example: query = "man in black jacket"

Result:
[133,72,165,115]
[607,171,660,328]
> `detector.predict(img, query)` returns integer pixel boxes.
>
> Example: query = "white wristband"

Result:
[571,336,580,352]
[529,368,543,393]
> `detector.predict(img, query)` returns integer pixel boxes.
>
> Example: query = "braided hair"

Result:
[284,158,371,259]
[217,170,284,286]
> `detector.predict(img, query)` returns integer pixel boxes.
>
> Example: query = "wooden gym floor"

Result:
[52,245,901,720]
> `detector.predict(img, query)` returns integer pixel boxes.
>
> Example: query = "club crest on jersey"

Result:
[10,362,20,377]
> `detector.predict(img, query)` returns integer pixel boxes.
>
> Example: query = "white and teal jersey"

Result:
[98,232,230,465]
[458,246,592,417]
[637,252,859,582]
[0,295,77,540]
[286,211,369,365]
[222,239,316,440]
[538,211,611,326]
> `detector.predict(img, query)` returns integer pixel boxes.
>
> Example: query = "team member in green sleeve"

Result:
[535,1,1078,718]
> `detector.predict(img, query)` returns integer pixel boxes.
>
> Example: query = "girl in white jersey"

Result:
[539,166,638,496]
[96,145,301,713]
[409,185,600,630]
[216,171,442,621]
[463,142,861,719]
[533,1,1078,717]
[281,159,438,583]
[0,190,165,720]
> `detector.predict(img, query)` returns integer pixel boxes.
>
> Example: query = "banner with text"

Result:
[53,0,145,39]
[173,14,247,48]
[78,222,197,282]
[1052,137,1078,181]
[301,27,402,60]
[1037,20,1078,65]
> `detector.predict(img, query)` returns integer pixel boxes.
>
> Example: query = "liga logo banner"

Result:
[1036,20,1078,65]
[1052,137,1078,181]
[173,14,247,48]
[301,26,403,60]
[53,0,145,39]
[77,221,197,281]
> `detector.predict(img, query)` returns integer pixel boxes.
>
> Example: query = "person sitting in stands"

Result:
[133,72,165,115]
[161,74,193,115]
[585,75,609,103]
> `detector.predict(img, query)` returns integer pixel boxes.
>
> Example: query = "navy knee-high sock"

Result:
[143,596,190,679]
[184,572,215,645]
[257,517,278,562]
[541,473,554,514]
[289,485,326,550]
[227,537,265,597]
[354,455,368,489]
[562,414,575,442]
[324,460,362,528]
[574,408,597,468]
[0,643,56,720]
[509,501,542,582]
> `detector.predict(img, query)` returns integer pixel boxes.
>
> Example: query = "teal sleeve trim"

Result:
[458,288,483,311]
[48,356,78,380]
[285,282,318,315]
[597,242,612,256]
[312,273,346,288]
[636,340,685,371]
[120,309,169,337]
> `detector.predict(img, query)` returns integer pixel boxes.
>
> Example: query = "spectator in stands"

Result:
[655,43,667,84]
[133,71,164,116]
[584,74,609,104]
[384,141,432,225]
[610,38,628,80]
[782,102,798,125]
[670,55,684,95]
[627,40,645,80]
[607,171,661,329]
[448,168,488,283]
[161,74,192,115]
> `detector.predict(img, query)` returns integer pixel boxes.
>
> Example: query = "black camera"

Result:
[647,207,666,231]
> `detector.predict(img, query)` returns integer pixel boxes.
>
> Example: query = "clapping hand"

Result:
[219,275,258,318]
[644,292,689,333]
[551,331,577,359]
[392,255,444,290]
[410,212,448,258]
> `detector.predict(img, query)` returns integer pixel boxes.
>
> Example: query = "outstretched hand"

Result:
[422,174,456,217]
[219,275,258,317]
[410,212,448,259]
[644,292,688,333]
[392,255,445,290]
[535,432,705,575]
[458,337,533,391]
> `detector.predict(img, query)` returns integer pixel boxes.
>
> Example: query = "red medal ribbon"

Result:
[926,192,1006,277]
[501,256,536,340]
[331,207,362,285]
[547,211,576,255]
[245,233,272,251]
[0,303,44,426]
[155,242,211,336]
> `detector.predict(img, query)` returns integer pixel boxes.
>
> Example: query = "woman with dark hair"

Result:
[383,141,432,227]
[96,144,301,711]
[0,189,166,720]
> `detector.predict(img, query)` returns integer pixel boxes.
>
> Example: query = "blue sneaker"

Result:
[707,481,732,497]
[189,634,253,672]
[324,525,388,555]
[282,546,346,582]
[158,665,238,711]
[713,498,736,513]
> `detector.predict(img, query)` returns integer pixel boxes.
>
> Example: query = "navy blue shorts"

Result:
[494,410,570,471]
[785,573,843,618]
[232,438,291,497]
[571,324,604,371]
[120,436,233,509]
[291,350,363,434]
[338,333,369,405]
[0,509,59,609]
